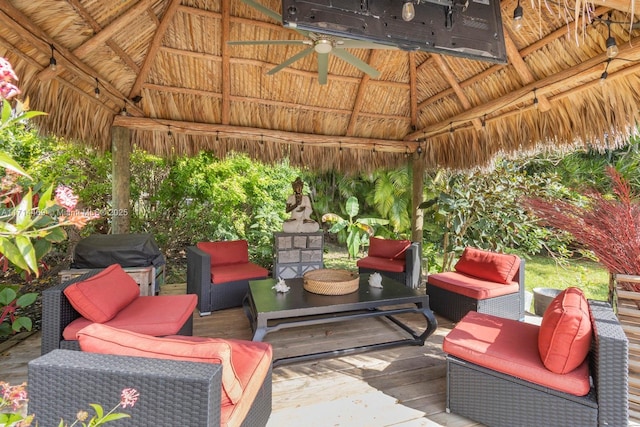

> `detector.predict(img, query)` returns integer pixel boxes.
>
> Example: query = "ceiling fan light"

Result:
[314,40,333,54]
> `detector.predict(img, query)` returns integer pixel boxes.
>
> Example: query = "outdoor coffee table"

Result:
[243,273,437,366]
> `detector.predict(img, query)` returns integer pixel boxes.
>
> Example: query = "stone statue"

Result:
[283,177,319,233]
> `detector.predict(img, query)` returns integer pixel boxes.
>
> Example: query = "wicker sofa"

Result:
[187,240,269,315]
[28,349,272,427]
[426,247,525,322]
[356,238,421,288]
[443,297,628,427]
[41,266,196,355]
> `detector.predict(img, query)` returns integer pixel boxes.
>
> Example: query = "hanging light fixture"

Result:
[513,0,524,31]
[402,1,416,22]
[600,59,611,84]
[605,19,618,58]
[49,44,57,71]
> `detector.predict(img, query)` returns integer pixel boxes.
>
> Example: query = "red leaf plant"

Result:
[521,166,640,294]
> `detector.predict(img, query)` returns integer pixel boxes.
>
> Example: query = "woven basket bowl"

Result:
[303,269,360,295]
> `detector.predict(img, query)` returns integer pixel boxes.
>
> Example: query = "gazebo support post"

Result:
[111,126,131,234]
[411,155,425,277]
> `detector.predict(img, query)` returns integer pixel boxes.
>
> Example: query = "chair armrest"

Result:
[41,269,104,355]
[404,242,421,288]
[515,259,525,320]
[589,299,629,425]
[28,349,223,427]
[187,246,211,306]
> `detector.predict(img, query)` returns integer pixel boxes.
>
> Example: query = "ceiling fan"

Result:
[230,0,397,85]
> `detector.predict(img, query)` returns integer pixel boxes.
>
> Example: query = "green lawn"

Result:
[322,243,610,302]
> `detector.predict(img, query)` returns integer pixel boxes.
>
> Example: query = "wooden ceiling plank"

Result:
[406,35,640,141]
[504,31,552,112]
[129,0,182,99]
[0,4,140,115]
[591,0,634,14]
[113,115,418,153]
[432,54,483,130]
[221,0,231,125]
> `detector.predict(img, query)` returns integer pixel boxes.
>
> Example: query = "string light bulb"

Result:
[605,19,618,59]
[94,77,100,98]
[49,44,57,71]
[600,59,611,84]
[533,89,539,110]
[513,0,524,31]
[402,1,416,22]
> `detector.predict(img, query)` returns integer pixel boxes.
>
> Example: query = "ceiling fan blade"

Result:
[267,47,315,75]
[317,52,329,85]
[330,49,381,79]
[228,40,309,46]
[240,0,282,23]
[337,40,398,50]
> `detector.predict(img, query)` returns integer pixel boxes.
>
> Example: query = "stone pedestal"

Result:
[273,232,324,279]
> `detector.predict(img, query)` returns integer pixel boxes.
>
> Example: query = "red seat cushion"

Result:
[443,311,590,396]
[356,256,406,273]
[63,294,197,340]
[77,324,244,405]
[210,263,269,284]
[538,287,592,374]
[367,238,411,260]
[63,264,140,323]
[197,240,250,266]
[427,271,519,299]
[454,247,520,284]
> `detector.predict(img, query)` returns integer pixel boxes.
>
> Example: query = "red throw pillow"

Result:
[197,240,249,266]
[77,323,243,405]
[538,287,593,374]
[64,264,139,323]
[367,238,411,260]
[454,247,520,284]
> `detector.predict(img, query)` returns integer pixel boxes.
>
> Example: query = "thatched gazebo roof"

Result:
[1,0,639,173]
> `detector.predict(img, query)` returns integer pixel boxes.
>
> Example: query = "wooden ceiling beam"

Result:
[221,0,231,125]
[67,0,140,74]
[408,52,418,128]
[142,82,411,122]
[591,0,634,14]
[432,54,483,130]
[129,0,182,100]
[406,35,640,140]
[37,0,155,81]
[0,4,141,116]
[346,51,377,136]
[113,115,418,153]
[504,31,552,112]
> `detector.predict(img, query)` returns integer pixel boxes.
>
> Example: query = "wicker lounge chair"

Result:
[445,300,628,427]
[356,239,421,288]
[427,248,525,322]
[41,269,195,355]
[28,349,272,427]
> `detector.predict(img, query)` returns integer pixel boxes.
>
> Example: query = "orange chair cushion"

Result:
[443,311,590,396]
[77,324,244,406]
[356,256,406,273]
[454,247,520,284]
[367,238,411,260]
[197,240,249,266]
[210,263,269,284]
[63,264,140,323]
[538,287,593,374]
[63,294,197,340]
[427,271,519,299]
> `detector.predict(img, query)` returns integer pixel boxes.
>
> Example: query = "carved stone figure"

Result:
[283,177,319,233]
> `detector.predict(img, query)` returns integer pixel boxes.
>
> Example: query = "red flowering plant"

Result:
[0,382,139,427]
[521,166,640,300]
[0,57,98,337]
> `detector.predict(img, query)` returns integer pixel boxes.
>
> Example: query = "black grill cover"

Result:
[72,233,165,269]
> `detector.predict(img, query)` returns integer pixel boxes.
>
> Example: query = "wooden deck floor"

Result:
[0,282,484,427]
